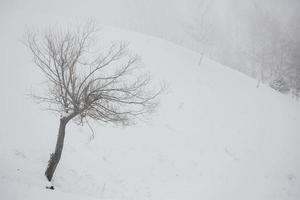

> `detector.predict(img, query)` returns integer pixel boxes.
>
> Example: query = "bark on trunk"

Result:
[45,118,68,181]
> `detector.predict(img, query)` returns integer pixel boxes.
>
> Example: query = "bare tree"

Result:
[241,0,282,88]
[183,0,215,65]
[24,21,164,182]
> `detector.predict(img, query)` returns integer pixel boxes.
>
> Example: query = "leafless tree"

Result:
[24,21,164,182]
[184,0,215,65]
[242,0,282,88]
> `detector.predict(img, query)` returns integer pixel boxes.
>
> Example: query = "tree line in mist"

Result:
[185,0,300,98]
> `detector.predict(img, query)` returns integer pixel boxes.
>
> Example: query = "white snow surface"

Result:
[1,27,300,200]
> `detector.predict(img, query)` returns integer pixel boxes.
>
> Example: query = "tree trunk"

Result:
[45,118,68,181]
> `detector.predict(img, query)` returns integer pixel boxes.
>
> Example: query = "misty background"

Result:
[1,0,300,94]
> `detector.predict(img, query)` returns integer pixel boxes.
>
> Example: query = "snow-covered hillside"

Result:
[1,27,300,200]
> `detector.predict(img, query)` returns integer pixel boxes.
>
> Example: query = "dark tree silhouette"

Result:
[24,21,164,181]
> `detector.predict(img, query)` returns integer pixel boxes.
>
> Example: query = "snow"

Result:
[0,26,300,200]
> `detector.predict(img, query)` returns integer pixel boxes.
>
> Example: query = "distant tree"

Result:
[285,19,300,99]
[237,0,290,89]
[246,1,276,87]
[24,21,164,181]
[184,0,215,65]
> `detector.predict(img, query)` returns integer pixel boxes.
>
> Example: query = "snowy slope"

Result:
[0,26,300,200]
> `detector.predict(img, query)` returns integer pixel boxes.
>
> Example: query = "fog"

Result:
[1,1,300,199]
[1,0,300,93]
